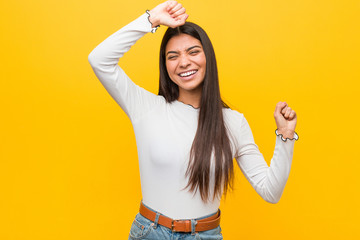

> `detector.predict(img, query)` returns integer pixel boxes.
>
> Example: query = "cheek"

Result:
[166,62,177,77]
[195,54,206,69]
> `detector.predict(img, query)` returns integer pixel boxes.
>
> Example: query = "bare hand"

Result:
[274,101,297,138]
[149,1,188,28]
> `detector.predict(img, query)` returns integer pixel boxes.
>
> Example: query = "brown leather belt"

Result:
[139,202,221,232]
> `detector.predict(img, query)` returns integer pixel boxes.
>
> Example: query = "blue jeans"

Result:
[128,204,223,240]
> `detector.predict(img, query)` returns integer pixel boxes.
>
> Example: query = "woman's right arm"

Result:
[88,1,188,122]
[88,13,160,122]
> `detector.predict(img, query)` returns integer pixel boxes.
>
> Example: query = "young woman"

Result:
[88,1,298,239]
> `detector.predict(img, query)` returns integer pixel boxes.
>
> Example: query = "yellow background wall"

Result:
[1,0,359,239]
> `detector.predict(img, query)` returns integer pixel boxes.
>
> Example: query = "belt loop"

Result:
[191,219,197,235]
[153,212,160,229]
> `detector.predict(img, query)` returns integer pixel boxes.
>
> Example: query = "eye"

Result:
[167,55,177,60]
[190,50,200,55]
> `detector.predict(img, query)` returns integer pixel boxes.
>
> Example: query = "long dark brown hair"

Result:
[158,22,234,202]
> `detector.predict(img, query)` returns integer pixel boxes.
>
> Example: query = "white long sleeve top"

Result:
[88,12,297,219]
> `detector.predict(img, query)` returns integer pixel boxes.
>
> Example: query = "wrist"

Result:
[147,9,161,28]
[277,128,295,139]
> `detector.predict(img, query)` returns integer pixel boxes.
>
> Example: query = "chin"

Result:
[180,83,203,92]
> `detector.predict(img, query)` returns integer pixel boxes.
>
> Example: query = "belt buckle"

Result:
[171,219,177,232]
[171,219,183,232]
[171,219,191,232]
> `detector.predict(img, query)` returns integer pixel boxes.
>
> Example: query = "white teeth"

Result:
[179,70,197,77]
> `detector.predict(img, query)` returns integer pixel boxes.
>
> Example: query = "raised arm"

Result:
[87,1,188,122]
[88,12,158,122]
[234,103,298,203]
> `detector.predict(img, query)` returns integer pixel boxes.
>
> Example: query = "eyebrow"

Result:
[166,45,202,56]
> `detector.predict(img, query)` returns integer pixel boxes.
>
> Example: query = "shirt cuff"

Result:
[275,129,299,142]
[145,10,160,33]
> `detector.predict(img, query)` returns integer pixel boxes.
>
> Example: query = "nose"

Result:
[179,55,191,68]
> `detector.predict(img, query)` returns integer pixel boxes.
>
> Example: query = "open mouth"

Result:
[178,70,198,77]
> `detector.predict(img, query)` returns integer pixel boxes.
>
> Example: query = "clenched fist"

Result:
[148,1,188,28]
[274,101,297,139]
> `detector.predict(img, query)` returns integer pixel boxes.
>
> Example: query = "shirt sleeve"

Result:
[234,114,295,203]
[88,13,164,123]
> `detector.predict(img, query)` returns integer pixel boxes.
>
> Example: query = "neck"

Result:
[178,88,202,109]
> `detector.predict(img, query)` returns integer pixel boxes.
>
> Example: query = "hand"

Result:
[148,1,188,28]
[274,101,297,139]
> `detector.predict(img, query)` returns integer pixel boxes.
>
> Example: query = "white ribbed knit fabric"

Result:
[88,13,296,219]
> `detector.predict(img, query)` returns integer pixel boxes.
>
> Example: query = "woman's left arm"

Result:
[274,101,298,140]
[234,102,298,203]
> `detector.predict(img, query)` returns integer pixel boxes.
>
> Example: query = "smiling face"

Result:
[165,34,206,98]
